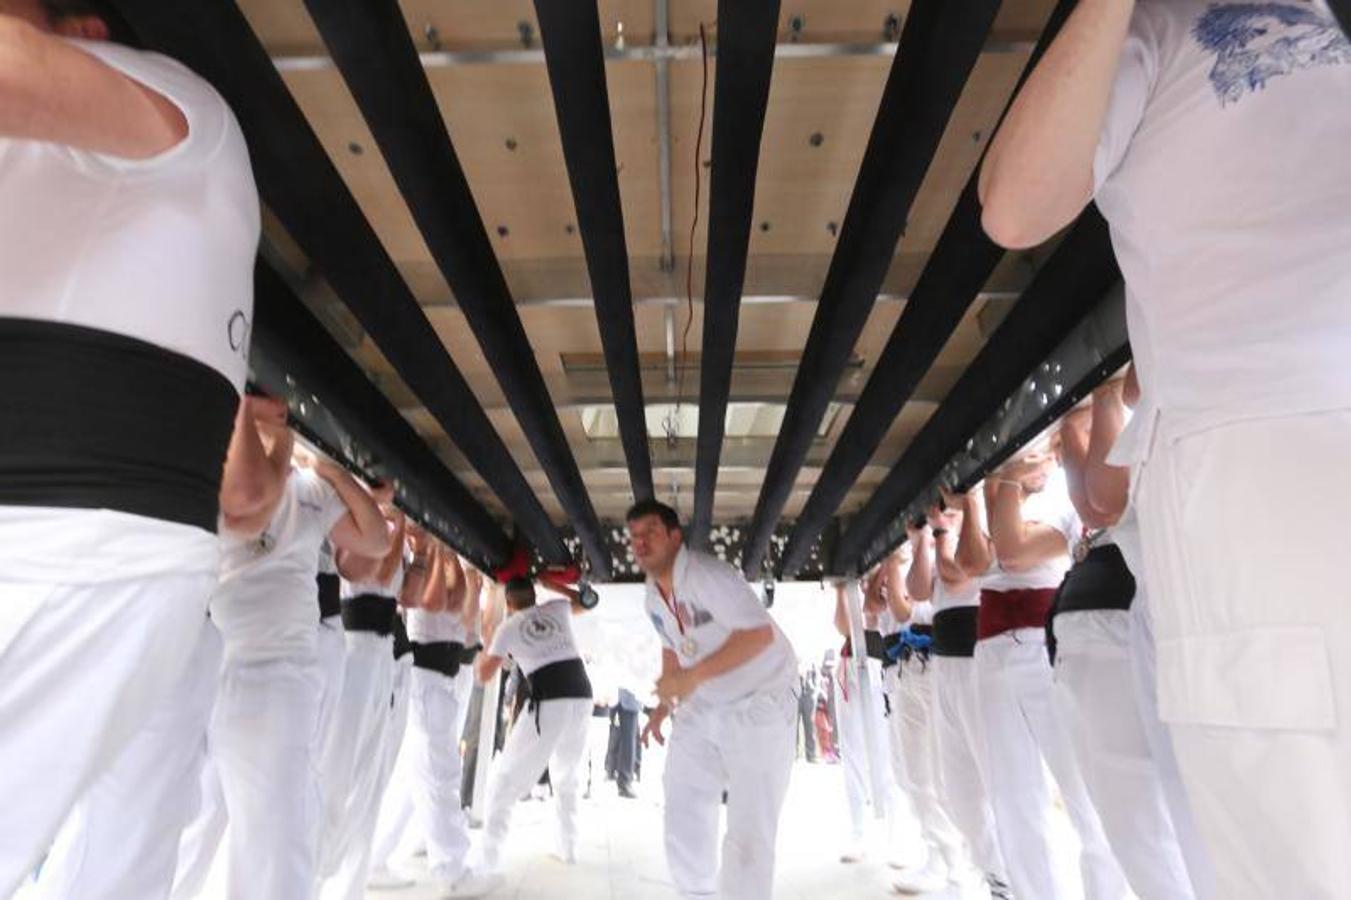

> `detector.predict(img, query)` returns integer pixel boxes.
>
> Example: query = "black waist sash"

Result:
[1052,545,1136,616]
[864,629,897,669]
[0,318,237,532]
[316,573,341,619]
[391,614,413,660]
[411,640,480,678]
[932,607,978,658]
[341,594,397,636]
[524,658,593,733]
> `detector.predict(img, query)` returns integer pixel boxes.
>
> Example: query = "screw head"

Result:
[347,141,363,155]
[505,137,518,151]
[496,225,509,238]
[809,131,824,147]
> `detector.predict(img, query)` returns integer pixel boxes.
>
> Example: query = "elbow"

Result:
[354,528,392,560]
[980,199,1054,251]
[218,477,269,521]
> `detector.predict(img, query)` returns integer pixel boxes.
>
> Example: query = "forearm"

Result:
[979,0,1135,248]
[905,534,935,601]
[1084,389,1130,520]
[690,626,773,684]
[321,465,387,556]
[988,481,1029,564]
[219,406,282,518]
[833,588,851,639]
[955,501,992,577]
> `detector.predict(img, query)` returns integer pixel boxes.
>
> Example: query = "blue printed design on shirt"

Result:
[649,612,675,649]
[1193,2,1351,105]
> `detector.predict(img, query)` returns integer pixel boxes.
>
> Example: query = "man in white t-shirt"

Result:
[626,500,799,900]
[398,551,483,889]
[979,0,1351,893]
[952,457,1127,900]
[188,452,388,900]
[0,1,259,892]
[907,509,1011,899]
[448,577,594,897]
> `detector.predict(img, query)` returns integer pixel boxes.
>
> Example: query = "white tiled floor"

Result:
[369,755,1031,900]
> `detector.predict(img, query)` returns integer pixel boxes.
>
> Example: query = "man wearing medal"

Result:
[626,499,799,900]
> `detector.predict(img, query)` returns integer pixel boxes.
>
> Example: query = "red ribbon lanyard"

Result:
[661,590,686,636]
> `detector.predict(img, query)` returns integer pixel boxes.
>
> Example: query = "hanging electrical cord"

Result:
[664,22,710,450]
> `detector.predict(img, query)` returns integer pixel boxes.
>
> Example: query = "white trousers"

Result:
[369,710,419,873]
[210,652,325,900]
[27,620,223,900]
[835,660,913,850]
[1135,410,1351,899]
[0,570,215,898]
[975,630,1129,900]
[476,696,592,872]
[408,666,475,882]
[1122,582,1216,899]
[317,631,394,876]
[313,614,348,791]
[1053,609,1196,900]
[169,757,225,900]
[930,653,1005,880]
[894,656,972,876]
[662,687,797,900]
[321,652,412,900]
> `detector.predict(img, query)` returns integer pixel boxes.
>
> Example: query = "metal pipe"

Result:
[272,38,1035,72]
[654,0,675,273]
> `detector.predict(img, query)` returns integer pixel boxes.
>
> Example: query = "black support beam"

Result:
[688,0,782,549]
[251,262,511,572]
[111,0,570,566]
[301,0,611,580]
[740,0,1003,578]
[779,0,1077,578]
[833,208,1121,574]
[533,0,654,508]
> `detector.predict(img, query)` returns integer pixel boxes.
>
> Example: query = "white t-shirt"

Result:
[643,548,798,706]
[981,474,1080,592]
[211,470,349,663]
[341,561,405,603]
[489,599,582,677]
[909,600,936,628]
[0,40,258,586]
[408,607,472,645]
[1094,0,1351,456]
[932,570,982,611]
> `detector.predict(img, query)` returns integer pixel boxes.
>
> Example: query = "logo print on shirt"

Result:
[227,310,251,355]
[1194,3,1351,105]
[521,611,562,647]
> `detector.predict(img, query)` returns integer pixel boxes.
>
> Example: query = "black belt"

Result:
[932,607,978,657]
[391,614,413,660]
[864,629,898,669]
[316,572,341,619]
[524,658,592,733]
[411,640,481,678]
[341,594,397,636]
[1047,544,1136,663]
[0,317,237,532]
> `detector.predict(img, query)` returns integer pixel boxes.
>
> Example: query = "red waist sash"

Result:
[977,588,1057,641]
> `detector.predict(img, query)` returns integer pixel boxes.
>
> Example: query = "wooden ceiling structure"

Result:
[112,0,1124,579]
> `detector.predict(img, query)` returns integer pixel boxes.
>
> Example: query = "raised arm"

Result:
[460,562,483,636]
[833,583,852,639]
[905,523,936,602]
[219,396,292,537]
[880,552,914,624]
[442,551,467,614]
[0,13,188,157]
[988,460,1070,571]
[978,0,1136,248]
[317,461,389,559]
[947,487,993,578]
[1083,381,1130,519]
[399,526,431,609]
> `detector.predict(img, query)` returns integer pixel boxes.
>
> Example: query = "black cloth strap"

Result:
[341,594,397,636]
[316,572,341,619]
[863,629,888,663]
[932,606,978,658]
[391,613,413,660]
[411,640,471,678]
[0,317,237,532]
[524,658,593,734]
[1047,543,1136,663]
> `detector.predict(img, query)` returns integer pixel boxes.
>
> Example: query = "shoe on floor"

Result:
[367,864,415,890]
[839,844,867,864]
[439,869,504,898]
[617,784,638,799]
[891,858,949,894]
[985,873,1015,900]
